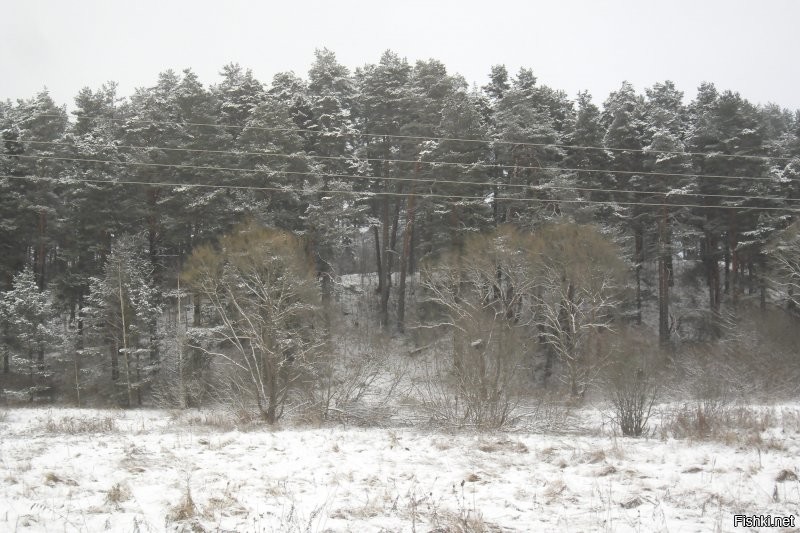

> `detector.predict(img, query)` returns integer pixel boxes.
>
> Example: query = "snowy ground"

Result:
[0,407,798,532]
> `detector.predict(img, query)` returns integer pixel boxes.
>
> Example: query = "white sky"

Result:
[2,0,799,110]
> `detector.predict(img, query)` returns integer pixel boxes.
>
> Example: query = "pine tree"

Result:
[354,50,413,327]
[602,81,646,323]
[54,82,127,326]
[0,91,69,290]
[304,48,361,300]
[566,91,614,219]
[642,81,691,345]
[687,88,771,327]
[1,267,57,400]
[491,68,570,227]
[83,235,162,406]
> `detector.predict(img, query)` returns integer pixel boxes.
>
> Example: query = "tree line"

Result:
[1,49,799,413]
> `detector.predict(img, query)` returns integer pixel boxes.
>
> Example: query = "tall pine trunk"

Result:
[729,211,739,306]
[703,229,722,337]
[147,187,161,367]
[36,210,47,289]
[397,165,418,332]
[379,196,390,328]
[372,225,383,294]
[634,224,644,325]
[658,206,671,346]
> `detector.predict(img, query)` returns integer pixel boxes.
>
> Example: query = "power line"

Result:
[2,173,799,213]
[3,152,798,204]
[16,138,797,184]
[32,113,797,163]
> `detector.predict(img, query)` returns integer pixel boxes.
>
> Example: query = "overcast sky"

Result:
[2,0,799,111]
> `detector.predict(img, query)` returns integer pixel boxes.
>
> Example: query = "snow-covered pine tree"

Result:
[565,91,614,221]
[491,68,570,227]
[354,51,413,327]
[642,81,691,345]
[83,235,162,406]
[602,81,646,323]
[1,266,57,401]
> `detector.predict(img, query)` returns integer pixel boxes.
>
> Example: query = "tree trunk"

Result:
[759,257,767,311]
[723,246,730,294]
[658,206,670,346]
[75,295,84,406]
[177,275,187,409]
[36,210,47,290]
[266,366,277,424]
[408,220,417,276]
[147,187,162,368]
[379,196,391,328]
[703,230,721,336]
[634,225,644,325]
[729,211,739,306]
[111,341,119,381]
[135,351,142,406]
[397,166,418,332]
[372,225,383,294]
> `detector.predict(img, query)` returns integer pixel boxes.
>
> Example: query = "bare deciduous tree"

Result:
[184,223,325,424]
[420,226,537,427]
[530,224,625,398]
[769,221,800,310]
[421,223,625,419]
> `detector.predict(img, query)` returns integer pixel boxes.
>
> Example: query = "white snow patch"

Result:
[0,406,797,531]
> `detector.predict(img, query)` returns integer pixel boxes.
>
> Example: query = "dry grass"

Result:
[660,403,793,449]
[202,482,247,520]
[43,471,77,486]
[583,449,606,464]
[171,409,252,432]
[169,483,197,522]
[42,414,116,434]
[543,478,567,500]
[105,482,131,505]
[476,437,529,454]
[401,480,496,533]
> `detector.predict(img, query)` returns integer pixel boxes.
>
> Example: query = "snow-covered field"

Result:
[0,407,798,532]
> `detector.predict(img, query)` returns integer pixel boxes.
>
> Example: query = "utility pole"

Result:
[118,259,133,407]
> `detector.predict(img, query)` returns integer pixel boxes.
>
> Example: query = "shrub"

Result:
[605,329,660,437]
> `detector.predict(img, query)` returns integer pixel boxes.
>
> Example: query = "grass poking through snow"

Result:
[0,405,798,531]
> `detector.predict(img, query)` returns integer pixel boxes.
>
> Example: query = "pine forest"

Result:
[2,49,800,425]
